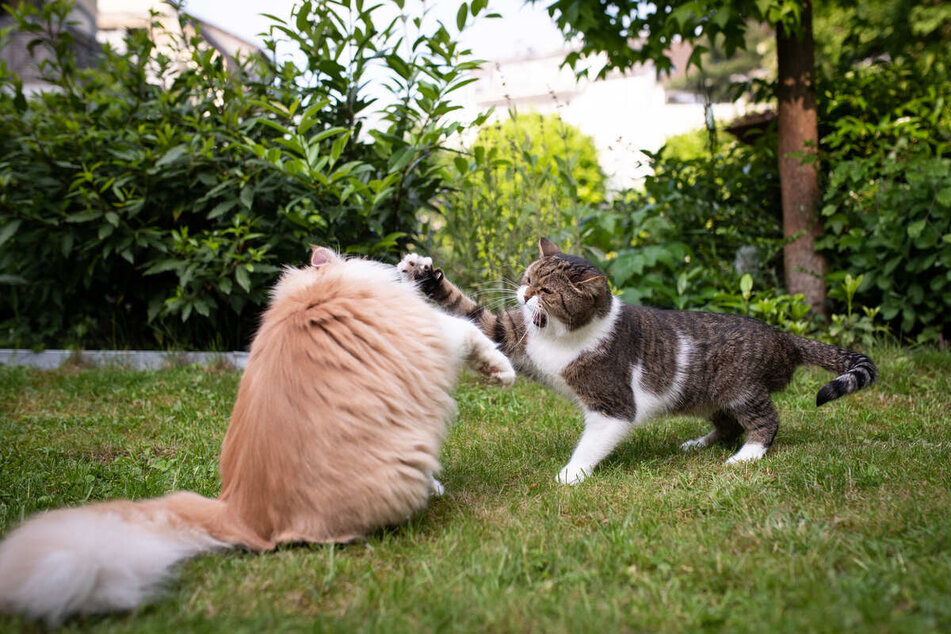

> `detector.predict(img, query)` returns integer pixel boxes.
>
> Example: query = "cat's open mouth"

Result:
[533,313,548,328]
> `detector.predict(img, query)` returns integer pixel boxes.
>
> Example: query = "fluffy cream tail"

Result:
[0,491,264,626]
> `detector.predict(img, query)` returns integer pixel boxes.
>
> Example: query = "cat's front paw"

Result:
[478,350,516,387]
[429,475,445,497]
[398,253,438,283]
[556,464,589,486]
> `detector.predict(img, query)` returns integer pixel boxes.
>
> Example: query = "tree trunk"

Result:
[775,1,827,315]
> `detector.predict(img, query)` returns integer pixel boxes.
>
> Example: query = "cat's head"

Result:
[271,245,398,304]
[517,238,613,336]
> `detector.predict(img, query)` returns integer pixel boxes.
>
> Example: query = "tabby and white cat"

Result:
[0,246,514,625]
[401,238,877,485]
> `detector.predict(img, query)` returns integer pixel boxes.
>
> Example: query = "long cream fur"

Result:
[0,247,514,625]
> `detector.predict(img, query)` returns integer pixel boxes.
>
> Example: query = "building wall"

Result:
[458,47,748,190]
[1,0,100,93]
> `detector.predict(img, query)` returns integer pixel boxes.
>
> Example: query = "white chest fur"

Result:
[630,335,691,424]
[524,298,621,399]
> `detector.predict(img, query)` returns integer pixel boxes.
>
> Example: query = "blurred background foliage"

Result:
[0,0,947,350]
[425,111,605,291]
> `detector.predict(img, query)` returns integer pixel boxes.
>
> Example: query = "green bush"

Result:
[588,135,785,307]
[595,51,949,344]
[427,111,605,291]
[0,0,482,349]
[816,56,950,343]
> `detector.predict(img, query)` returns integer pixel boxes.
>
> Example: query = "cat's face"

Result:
[517,239,612,335]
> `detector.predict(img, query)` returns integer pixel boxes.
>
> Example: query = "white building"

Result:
[457,45,749,189]
[1,0,261,94]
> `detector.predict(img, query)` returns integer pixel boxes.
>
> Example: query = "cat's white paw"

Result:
[475,348,515,387]
[430,476,445,497]
[680,435,712,451]
[397,253,433,283]
[725,442,767,464]
[556,464,589,485]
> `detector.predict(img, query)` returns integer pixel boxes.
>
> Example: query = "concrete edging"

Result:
[0,349,249,371]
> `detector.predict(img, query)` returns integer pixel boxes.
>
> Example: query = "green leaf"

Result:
[235,266,251,293]
[456,2,468,31]
[240,186,254,210]
[385,54,412,80]
[65,211,100,223]
[388,147,416,172]
[144,259,182,275]
[0,220,21,248]
[155,145,188,168]
[330,131,350,163]
[740,274,754,299]
[208,199,238,220]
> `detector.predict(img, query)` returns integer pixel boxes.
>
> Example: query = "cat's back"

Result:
[219,261,456,545]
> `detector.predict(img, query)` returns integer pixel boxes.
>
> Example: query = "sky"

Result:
[182,0,568,62]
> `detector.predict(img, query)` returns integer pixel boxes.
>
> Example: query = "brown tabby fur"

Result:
[407,238,877,480]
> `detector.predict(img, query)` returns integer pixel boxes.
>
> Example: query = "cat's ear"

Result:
[310,245,338,268]
[538,237,561,257]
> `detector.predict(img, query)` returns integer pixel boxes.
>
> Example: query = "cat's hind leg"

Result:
[724,395,779,464]
[680,410,744,451]
[437,312,515,386]
[557,410,631,485]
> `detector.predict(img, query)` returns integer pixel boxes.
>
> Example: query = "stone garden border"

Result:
[0,349,249,371]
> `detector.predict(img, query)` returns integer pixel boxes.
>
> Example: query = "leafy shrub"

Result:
[428,111,605,290]
[587,135,785,308]
[0,0,482,349]
[816,56,950,343]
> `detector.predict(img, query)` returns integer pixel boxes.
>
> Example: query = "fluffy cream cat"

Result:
[0,246,514,625]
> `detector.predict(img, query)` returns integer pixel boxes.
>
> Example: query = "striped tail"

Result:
[792,337,878,406]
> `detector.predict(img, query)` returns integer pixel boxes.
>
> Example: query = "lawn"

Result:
[1,346,949,633]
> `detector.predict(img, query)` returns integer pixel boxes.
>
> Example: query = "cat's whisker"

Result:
[472,286,516,296]
[480,299,514,311]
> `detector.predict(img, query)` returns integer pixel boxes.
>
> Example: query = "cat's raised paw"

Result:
[490,365,517,387]
[397,253,435,283]
[430,476,445,497]
[479,352,516,386]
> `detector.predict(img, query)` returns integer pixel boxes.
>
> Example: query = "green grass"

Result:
[1,346,950,633]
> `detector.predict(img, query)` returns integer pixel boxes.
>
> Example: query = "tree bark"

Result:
[776,0,827,315]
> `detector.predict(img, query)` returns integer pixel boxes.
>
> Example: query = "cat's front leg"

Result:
[437,312,515,386]
[557,410,632,485]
